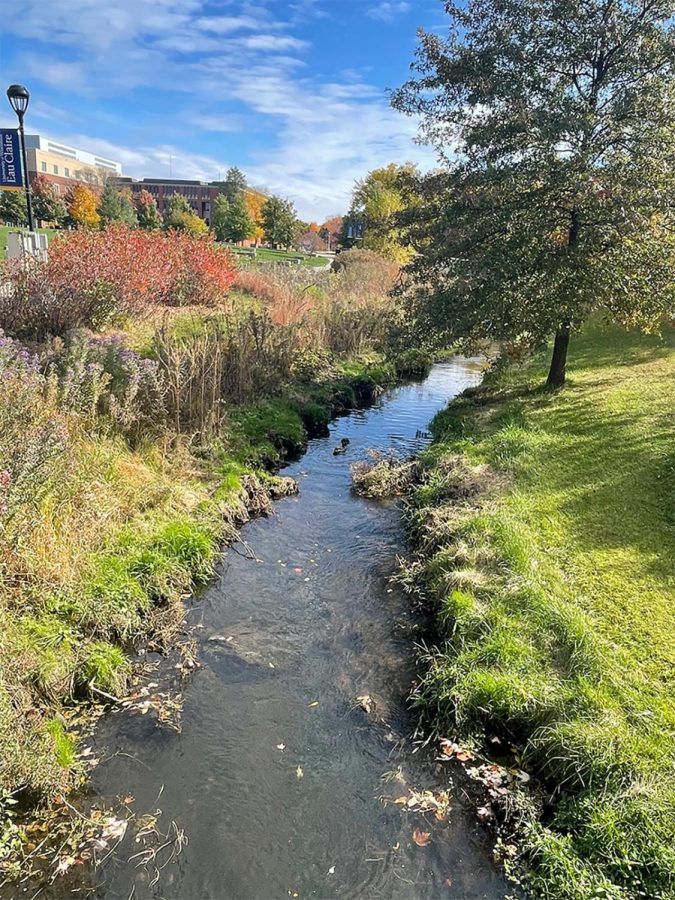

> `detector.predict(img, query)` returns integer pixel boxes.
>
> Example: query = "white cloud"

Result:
[185,112,244,133]
[194,15,265,34]
[242,34,309,51]
[366,2,411,22]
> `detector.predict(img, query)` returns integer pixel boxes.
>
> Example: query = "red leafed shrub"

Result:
[0,226,237,338]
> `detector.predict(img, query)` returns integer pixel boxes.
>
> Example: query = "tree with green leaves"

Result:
[98,182,137,228]
[30,174,67,225]
[117,188,138,227]
[98,182,123,226]
[261,195,298,248]
[134,189,162,230]
[392,0,675,387]
[212,193,254,243]
[162,193,207,235]
[0,191,28,227]
[162,192,191,226]
[347,163,418,263]
[220,166,247,202]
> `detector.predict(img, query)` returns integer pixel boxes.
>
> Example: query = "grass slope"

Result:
[410,324,675,898]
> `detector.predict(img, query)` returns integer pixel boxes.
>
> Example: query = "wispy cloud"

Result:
[366,2,411,22]
[242,34,309,51]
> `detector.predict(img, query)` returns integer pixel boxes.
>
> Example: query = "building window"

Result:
[53,164,58,175]
[64,167,70,177]
[41,161,47,172]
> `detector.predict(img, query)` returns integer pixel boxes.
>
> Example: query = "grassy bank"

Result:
[0,337,398,880]
[404,324,675,898]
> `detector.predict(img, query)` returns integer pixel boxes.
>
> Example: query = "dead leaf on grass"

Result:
[412,829,432,848]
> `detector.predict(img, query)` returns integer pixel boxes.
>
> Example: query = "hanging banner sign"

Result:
[0,129,23,191]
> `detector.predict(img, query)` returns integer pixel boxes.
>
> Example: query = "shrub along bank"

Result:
[401,324,675,898]
[0,236,414,879]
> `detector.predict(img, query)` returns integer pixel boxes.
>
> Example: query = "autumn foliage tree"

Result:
[134,190,162,230]
[66,183,100,229]
[245,191,266,244]
[30,174,67,225]
[345,163,417,263]
[392,0,675,386]
[320,215,343,249]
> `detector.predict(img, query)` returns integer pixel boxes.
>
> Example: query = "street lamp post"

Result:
[6,84,36,232]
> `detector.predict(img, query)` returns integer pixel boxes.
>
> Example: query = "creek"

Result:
[79,360,512,899]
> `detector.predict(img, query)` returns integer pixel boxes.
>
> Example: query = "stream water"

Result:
[74,360,513,899]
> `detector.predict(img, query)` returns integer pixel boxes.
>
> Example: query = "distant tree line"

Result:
[0,164,346,253]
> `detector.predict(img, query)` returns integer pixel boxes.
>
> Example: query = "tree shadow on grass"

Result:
[566,324,674,373]
[530,394,675,586]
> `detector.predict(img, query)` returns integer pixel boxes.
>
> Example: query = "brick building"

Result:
[116,177,220,225]
[117,177,267,229]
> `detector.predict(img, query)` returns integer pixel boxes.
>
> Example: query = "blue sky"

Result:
[0,0,448,220]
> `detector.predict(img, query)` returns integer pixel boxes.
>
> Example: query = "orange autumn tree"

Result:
[244,190,265,244]
[320,215,343,249]
[67,183,100,229]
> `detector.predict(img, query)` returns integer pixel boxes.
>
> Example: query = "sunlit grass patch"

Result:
[409,323,675,897]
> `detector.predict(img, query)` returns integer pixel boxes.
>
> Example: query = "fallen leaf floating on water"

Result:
[439,739,474,761]
[412,829,432,848]
[296,767,304,779]
[102,817,128,842]
[55,856,76,876]
[355,694,374,714]
[391,789,451,815]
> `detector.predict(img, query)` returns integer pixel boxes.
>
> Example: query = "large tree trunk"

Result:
[546,207,579,389]
[547,321,571,388]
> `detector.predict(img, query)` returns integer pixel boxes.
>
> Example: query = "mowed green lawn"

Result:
[231,246,330,267]
[417,322,675,898]
[495,325,674,691]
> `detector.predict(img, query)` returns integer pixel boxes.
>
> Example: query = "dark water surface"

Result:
[81,361,512,899]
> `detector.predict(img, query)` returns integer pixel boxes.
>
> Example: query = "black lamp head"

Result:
[7,84,30,116]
